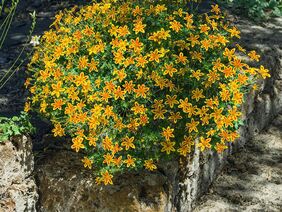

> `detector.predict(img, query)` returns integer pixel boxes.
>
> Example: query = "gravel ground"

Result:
[194,113,282,212]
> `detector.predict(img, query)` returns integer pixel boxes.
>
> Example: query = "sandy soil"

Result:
[194,113,282,211]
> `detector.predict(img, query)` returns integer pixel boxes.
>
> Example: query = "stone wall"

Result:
[0,135,38,212]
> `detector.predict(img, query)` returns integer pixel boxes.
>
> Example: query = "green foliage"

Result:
[0,112,35,142]
[218,0,282,20]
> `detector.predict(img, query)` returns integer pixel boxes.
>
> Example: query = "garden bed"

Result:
[0,1,281,212]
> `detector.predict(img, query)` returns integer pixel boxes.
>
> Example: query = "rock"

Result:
[36,150,168,212]
[0,135,38,212]
[194,113,282,211]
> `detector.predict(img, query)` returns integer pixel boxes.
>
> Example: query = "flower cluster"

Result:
[25,0,270,185]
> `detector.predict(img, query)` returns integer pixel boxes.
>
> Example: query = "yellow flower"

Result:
[134,84,149,98]
[163,63,177,77]
[169,112,182,123]
[129,37,143,53]
[199,24,210,34]
[177,135,194,156]
[123,80,135,93]
[197,137,212,151]
[191,70,204,81]
[51,81,63,98]
[144,159,157,171]
[228,26,240,38]
[162,127,174,141]
[102,136,113,151]
[233,91,243,104]
[161,140,175,154]
[74,72,88,86]
[40,101,47,113]
[223,48,235,61]
[211,4,220,14]
[132,5,143,16]
[192,88,205,101]
[103,153,114,166]
[81,157,93,169]
[176,52,188,64]
[187,34,199,47]
[136,55,148,68]
[133,19,146,34]
[140,114,149,126]
[165,95,179,108]
[201,39,212,51]
[88,137,98,147]
[186,118,199,133]
[152,106,167,120]
[71,137,85,152]
[215,142,228,153]
[157,29,170,41]
[52,99,64,110]
[149,49,160,63]
[124,155,136,167]
[101,171,113,185]
[24,102,31,112]
[257,65,270,79]
[121,136,135,150]
[170,20,182,32]
[52,123,65,137]
[178,98,190,112]
[117,25,130,37]
[113,86,126,100]
[131,102,146,115]
[78,56,88,69]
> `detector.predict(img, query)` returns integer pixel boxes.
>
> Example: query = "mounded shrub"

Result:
[25,0,270,185]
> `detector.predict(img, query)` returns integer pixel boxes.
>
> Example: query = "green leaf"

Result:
[273,7,282,16]
[0,135,9,142]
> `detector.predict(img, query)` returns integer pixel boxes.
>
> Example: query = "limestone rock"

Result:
[0,135,38,212]
[36,150,169,212]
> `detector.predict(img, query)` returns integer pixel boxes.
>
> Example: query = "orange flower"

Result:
[134,84,149,98]
[52,99,64,110]
[121,136,135,150]
[71,137,85,152]
[197,137,211,151]
[124,155,136,167]
[102,136,113,151]
[144,159,157,171]
[170,20,182,32]
[161,140,175,154]
[133,19,146,34]
[81,157,93,169]
[186,119,199,133]
[162,127,174,141]
[101,171,113,185]
[215,142,228,153]
[52,123,65,137]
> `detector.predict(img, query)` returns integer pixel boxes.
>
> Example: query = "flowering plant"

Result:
[25,0,270,185]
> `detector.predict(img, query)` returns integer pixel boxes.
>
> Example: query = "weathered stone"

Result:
[0,136,38,212]
[36,150,168,212]
[274,80,282,113]
[194,113,282,211]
